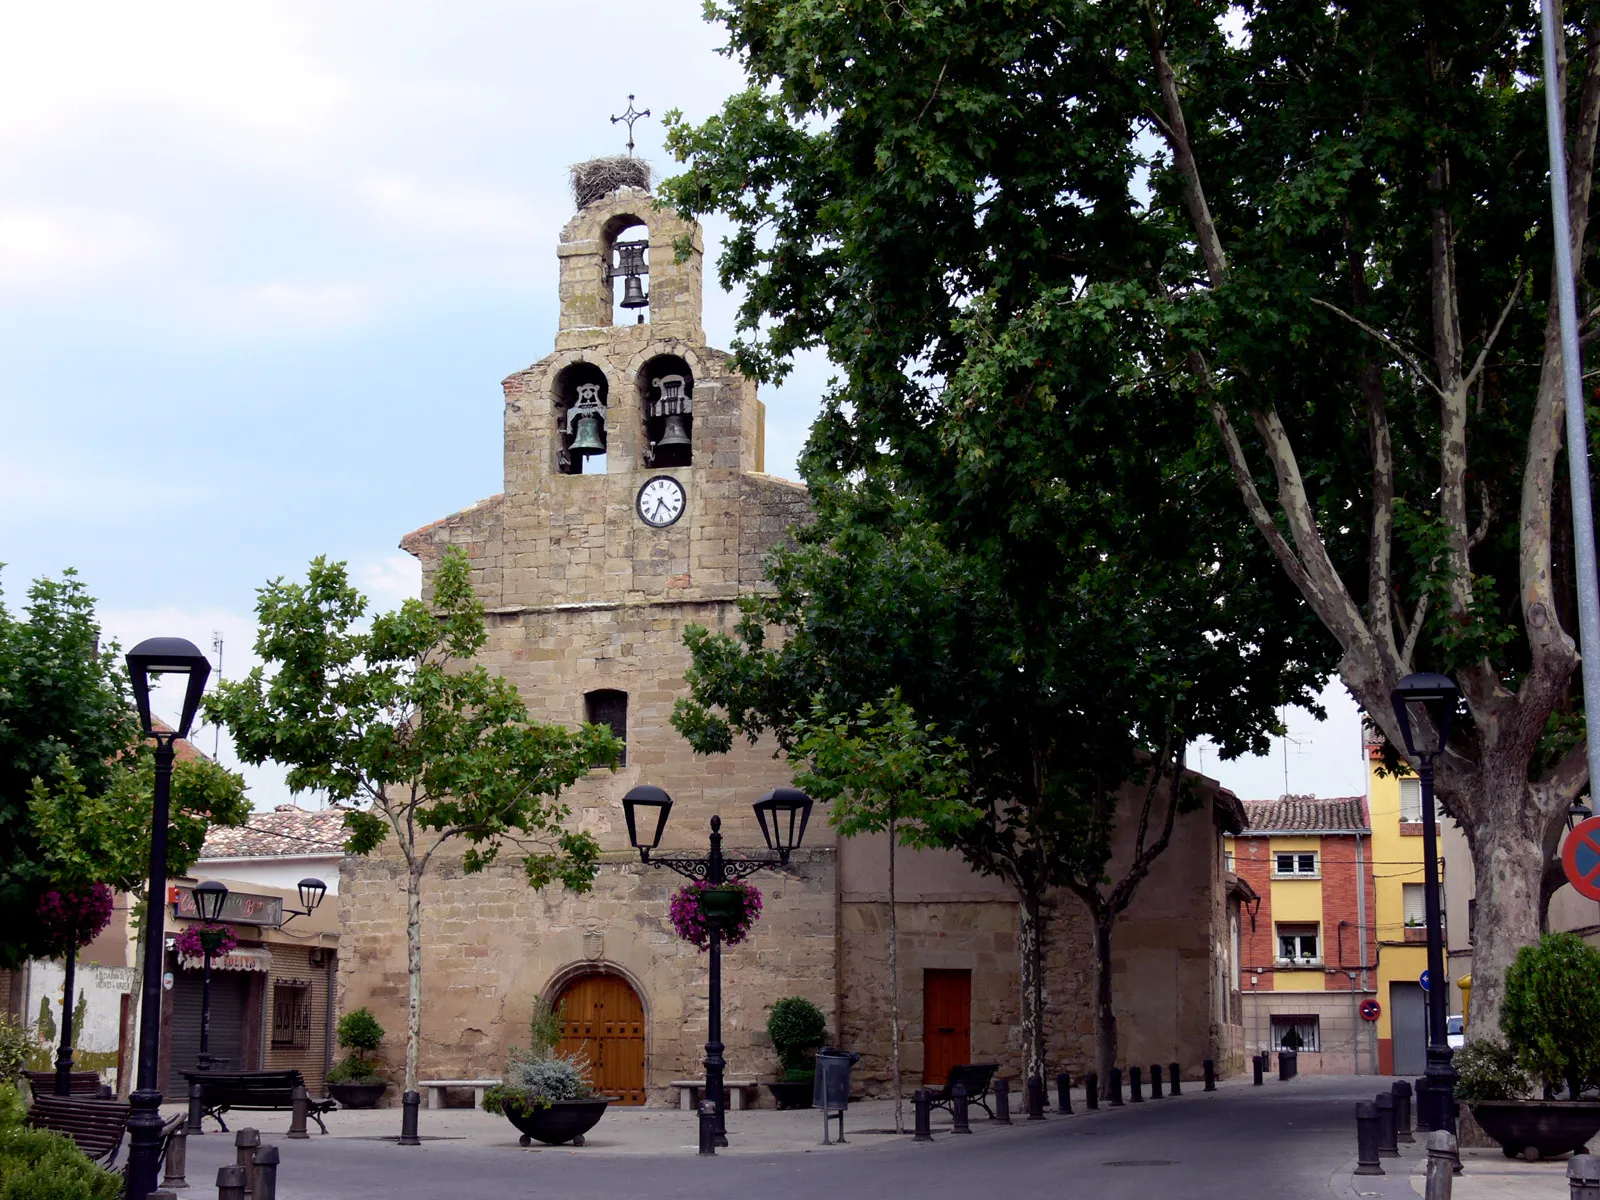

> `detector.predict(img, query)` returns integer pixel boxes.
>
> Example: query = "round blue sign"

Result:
[1420,969,1430,992]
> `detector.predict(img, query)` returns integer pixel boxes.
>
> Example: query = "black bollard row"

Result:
[1129,1065,1143,1103]
[1169,1063,1181,1096]
[1150,1064,1163,1100]
[1374,1092,1399,1158]
[993,1077,1012,1124]
[1203,1058,1216,1092]
[1354,1101,1384,1176]
[1391,1080,1414,1144]
[1109,1067,1124,1107]
[1085,1072,1099,1110]
[1057,1071,1072,1114]
[913,1088,934,1142]
[1026,1075,1045,1121]
[698,1099,718,1155]
[952,1083,972,1134]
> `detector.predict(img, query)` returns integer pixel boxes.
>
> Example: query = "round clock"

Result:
[636,474,687,528]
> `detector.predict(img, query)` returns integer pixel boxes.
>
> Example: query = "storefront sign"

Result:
[170,885,282,926]
[177,947,272,973]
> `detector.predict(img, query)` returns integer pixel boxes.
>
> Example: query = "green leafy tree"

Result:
[662,0,1600,1028]
[209,549,622,1107]
[1502,932,1600,1098]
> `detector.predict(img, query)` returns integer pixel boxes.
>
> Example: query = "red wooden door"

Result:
[923,969,972,1085]
[555,975,647,1105]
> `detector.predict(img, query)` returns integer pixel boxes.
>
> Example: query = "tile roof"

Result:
[200,805,348,859]
[1239,795,1369,833]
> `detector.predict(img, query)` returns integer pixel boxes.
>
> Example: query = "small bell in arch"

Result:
[619,273,648,310]
[569,412,607,455]
[655,413,691,450]
[613,239,649,321]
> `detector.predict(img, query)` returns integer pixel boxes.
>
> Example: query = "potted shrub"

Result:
[325,1007,390,1109]
[1467,933,1600,1160]
[483,999,609,1146]
[764,997,826,1110]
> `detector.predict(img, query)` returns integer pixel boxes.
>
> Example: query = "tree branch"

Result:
[1462,272,1526,390]
[1308,297,1447,400]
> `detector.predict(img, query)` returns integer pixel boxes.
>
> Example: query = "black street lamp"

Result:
[289,877,329,922]
[192,880,228,1074]
[621,784,812,1148]
[125,637,211,1200]
[1389,671,1460,1138]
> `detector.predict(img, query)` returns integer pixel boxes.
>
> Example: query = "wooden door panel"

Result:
[555,975,646,1105]
[923,969,972,1086]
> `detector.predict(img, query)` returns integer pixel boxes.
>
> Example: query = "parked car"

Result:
[1447,1015,1465,1050]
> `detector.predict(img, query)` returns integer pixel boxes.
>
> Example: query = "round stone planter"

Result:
[504,1098,610,1146]
[765,1080,814,1110]
[327,1080,389,1109]
[1470,1100,1600,1160]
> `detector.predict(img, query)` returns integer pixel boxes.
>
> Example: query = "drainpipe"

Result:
[1355,828,1376,1075]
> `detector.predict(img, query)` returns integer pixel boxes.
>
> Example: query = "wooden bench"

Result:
[23,1069,105,1097]
[668,1079,760,1111]
[182,1069,335,1134]
[25,1094,131,1166]
[418,1079,500,1110]
[927,1063,1000,1119]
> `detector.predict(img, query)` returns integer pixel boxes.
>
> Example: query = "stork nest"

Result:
[570,156,653,209]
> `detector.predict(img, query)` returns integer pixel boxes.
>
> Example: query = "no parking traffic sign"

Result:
[1360,999,1381,1022]
[1563,815,1600,902]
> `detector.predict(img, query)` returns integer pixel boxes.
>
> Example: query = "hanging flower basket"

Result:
[35,884,114,954]
[668,880,763,950]
[175,923,238,960]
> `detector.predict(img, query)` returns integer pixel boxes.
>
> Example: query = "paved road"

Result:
[175,1074,1380,1199]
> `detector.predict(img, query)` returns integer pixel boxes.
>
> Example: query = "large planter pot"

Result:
[700,888,743,922]
[327,1080,389,1109]
[765,1080,814,1110]
[1470,1100,1600,1160]
[504,1098,610,1146]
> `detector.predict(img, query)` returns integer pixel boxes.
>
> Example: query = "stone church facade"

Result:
[335,173,1247,1105]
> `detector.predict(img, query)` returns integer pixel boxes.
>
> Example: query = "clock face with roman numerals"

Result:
[636,475,686,528]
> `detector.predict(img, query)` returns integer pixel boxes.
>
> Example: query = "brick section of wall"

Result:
[1233,833,1377,994]
[262,942,334,1095]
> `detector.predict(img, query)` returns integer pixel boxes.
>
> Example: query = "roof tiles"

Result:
[1239,794,1368,834]
[200,805,347,859]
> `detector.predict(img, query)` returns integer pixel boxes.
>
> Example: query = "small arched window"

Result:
[585,689,628,766]
[553,362,609,476]
[639,354,692,469]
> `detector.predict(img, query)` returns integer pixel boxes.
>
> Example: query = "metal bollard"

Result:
[1570,1153,1600,1200]
[150,1192,177,1200]
[1056,1071,1072,1114]
[1392,1080,1414,1143]
[254,1145,278,1200]
[1279,1051,1292,1082]
[1203,1058,1216,1091]
[1085,1072,1099,1110]
[993,1077,1012,1124]
[186,1080,205,1136]
[697,1099,717,1156]
[1375,1092,1398,1157]
[1354,1101,1384,1176]
[1025,1075,1045,1120]
[1426,1130,1457,1200]
[287,1085,310,1140]
[1129,1066,1143,1103]
[216,1165,248,1200]
[400,1089,421,1146]
[1150,1064,1163,1099]
[913,1088,933,1142]
[951,1083,972,1133]
[234,1128,260,1195]
[1169,1063,1181,1096]
[1252,1054,1264,1086]
[162,1123,189,1189]
[1109,1067,1124,1107]
[1415,1076,1435,1132]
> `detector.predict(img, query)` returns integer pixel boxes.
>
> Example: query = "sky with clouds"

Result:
[0,0,1365,810]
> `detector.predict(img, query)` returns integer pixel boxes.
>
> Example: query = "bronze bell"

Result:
[619,273,648,309]
[655,413,691,450]
[569,412,606,455]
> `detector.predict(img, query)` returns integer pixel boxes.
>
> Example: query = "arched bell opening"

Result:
[553,361,609,475]
[604,215,650,328]
[638,354,692,469]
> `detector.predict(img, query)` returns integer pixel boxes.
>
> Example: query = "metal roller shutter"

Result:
[167,970,250,1092]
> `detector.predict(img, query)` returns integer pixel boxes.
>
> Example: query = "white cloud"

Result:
[356,554,421,604]
[0,208,160,287]
[0,449,209,522]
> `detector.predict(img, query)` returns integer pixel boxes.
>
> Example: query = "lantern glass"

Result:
[753,787,813,863]
[1389,672,1459,761]
[194,880,228,924]
[125,637,212,738]
[298,878,328,913]
[1569,800,1593,832]
[621,785,673,854]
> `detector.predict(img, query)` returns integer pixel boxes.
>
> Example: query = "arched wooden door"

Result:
[554,974,646,1105]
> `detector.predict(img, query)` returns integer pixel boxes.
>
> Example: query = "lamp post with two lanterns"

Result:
[620,784,813,1148]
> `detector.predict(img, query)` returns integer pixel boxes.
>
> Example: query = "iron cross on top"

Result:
[611,95,650,156]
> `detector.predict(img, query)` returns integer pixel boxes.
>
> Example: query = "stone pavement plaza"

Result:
[162,1075,1576,1199]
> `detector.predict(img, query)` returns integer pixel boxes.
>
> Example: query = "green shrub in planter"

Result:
[767,997,827,1075]
[0,1083,121,1199]
[483,1050,596,1116]
[330,1007,385,1082]
[1502,932,1600,1098]
[1454,1039,1531,1103]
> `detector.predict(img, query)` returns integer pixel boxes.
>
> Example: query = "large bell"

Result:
[655,413,691,450]
[569,412,607,456]
[619,273,648,309]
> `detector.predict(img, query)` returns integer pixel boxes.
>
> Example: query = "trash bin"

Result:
[814,1047,861,1145]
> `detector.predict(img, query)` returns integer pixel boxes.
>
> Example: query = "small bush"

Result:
[1502,932,1600,1097]
[336,1008,384,1054]
[0,1083,121,1199]
[1453,1039,1531,1103]
[528,998,564,1057]
[482,1049,594,1116]
[0,1021,37,1086]
[325,1054,383,1085]
[767,997,827,1074]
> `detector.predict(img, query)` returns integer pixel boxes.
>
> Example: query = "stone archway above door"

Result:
[552,972,646,1105]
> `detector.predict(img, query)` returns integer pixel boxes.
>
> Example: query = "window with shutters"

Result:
[1403,883,1426,929]
[271,982,311,1048]
[1400,778,1423,823]
[584,690,627,766]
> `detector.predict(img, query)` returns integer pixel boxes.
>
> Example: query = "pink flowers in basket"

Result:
[668,879,763,950]
[175,923,238,960]
[35,883,114,952]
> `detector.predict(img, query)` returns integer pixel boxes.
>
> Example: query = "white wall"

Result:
[26,960,135,1056]
[194,855,342,896]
